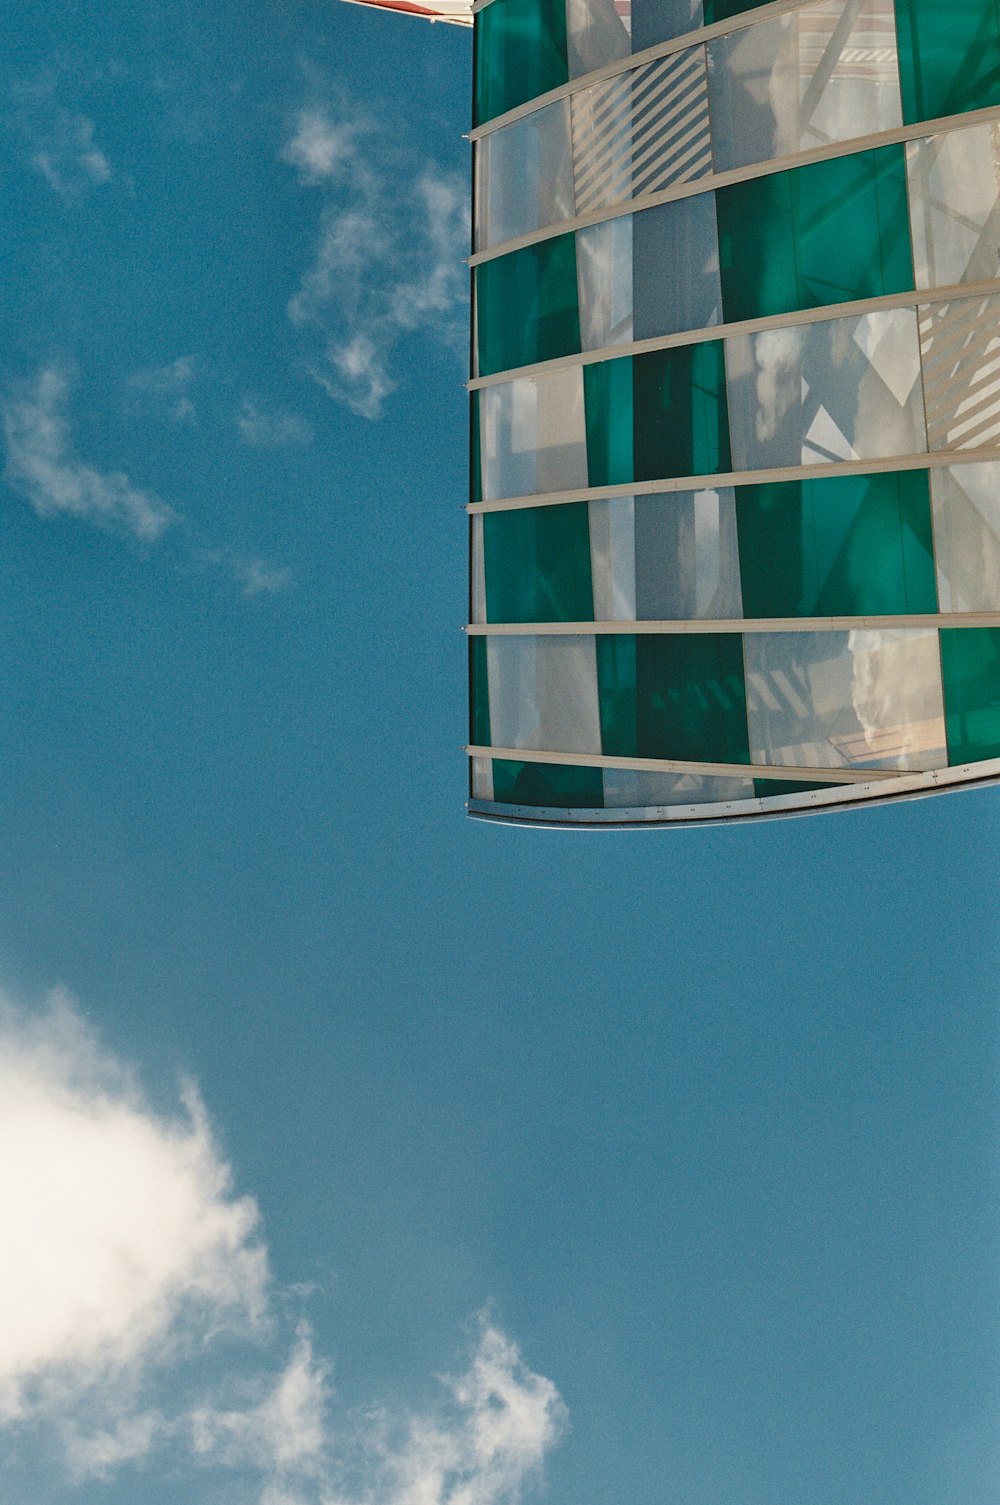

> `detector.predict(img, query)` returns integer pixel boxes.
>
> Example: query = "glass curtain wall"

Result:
[468,0,1000,823]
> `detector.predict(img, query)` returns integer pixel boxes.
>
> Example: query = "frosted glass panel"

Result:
[475,101,574,250]
[907,121,1000,289]
[634,488,743,618]
[726,309,926,472]
[480,367,588,501]
[486,634,602,751]
[566,0,631,79]
[471,756,495,799]
[602,769,755,805]
[708,0,902,173]
[577,216,634,350]
[471,513,486,624]
[632,194,722,340]
[919,293,1000,453]
[931,462,1000,612]
[589,497,637,619]
[744,628,947,770]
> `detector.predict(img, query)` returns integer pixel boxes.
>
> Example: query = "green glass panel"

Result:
[716,147,913,323]
[470,636,491,746]
[474,0,569,125]
[633,342,731,482]
[476,234,581,377]
[584,357,634,487]
[754,778,847,798]
[895,0,1000,124]
[482,503,594,622]
[735,470,937,617]
[596,635,638,755]
[627,634,750,762]
[940,627,1000,764]
[491,758,604,806]
[702,0,768,21]
[471,392,482,506]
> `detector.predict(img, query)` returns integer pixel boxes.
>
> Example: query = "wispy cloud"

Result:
[0,990,566,1505]
[283,104,469,420]
[9,82,112,197]
[2,366,175,541]
[127,357,198,424]
[237,398,314,448]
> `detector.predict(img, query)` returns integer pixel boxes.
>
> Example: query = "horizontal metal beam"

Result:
[466,614,1000,634]
[469,277,1000,389]
[465,744,908,783]
[467,446,1000,514]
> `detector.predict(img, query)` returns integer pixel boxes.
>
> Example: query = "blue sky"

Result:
[1,2,999,1503]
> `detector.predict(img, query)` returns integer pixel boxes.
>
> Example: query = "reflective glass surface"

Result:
[589,497,638,618]
[566,0,630,79]
[726,309,926,472]
[476,233,581,376]
[632,194,722,339]
[931,462,1000,613]
[735,469,937,616]
[475,0,569,125]
[475,101,574,251]
[603,768,755,804]
[598,632,751,761]
[480,367,588,500]
[919,293,1000,453]
[708,0,901,173]
[634,488,743,617]
[940,626,1000,764]
[895,0,1000,125]
[716,146,913,322]
[485,634,603,751]
[577,215,635,351]
[744,628,947,769]
[907,121,1000,289]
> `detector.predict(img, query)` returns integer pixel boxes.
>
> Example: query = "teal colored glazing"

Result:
[895,0,1000,124]
[470,392,482,506]
[633,342,732,483]
[940,627,1000,764]
[596,635,638,754]
[470,636,491,746]
[476,234,581,377]
[491,758,604,806]
[734,470,937,617]
[596,633,750,763]
[482,503,594,621]
[716,147,914,323]
[702,0,769,22]
[584,357,634,487]
[474,0,568,125]
[754,778,847,798]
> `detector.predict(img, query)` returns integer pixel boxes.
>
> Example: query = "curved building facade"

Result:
[466,0,1000,825]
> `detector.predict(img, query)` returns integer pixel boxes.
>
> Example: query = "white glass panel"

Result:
[708,0,902,174]
[602,769,754,805]
[480,367,589,501]
[471,757,495,800]
[931,462,1000,612]
[744,628,947,770]
[471,514,486,624]
[474,100,574,251]
[567,0,631,80]
[634,487,743,618]
[919,293,1000,453]
[632,194,721,340]
[630,0,701,55]
[907,121,1000,289]
[726,309,926,473]
[589,497,637,618]
[486,635,602,752]
[577,215,634,350]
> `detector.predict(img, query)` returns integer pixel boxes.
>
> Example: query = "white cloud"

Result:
[238,398,314,447]
[2,365,176,541]
[283,104,469,420]
[0,991,565,1505]
[232,555,295,597]
[128,357,198,423]
[9,84,112,197]
[0,989,267,1428]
